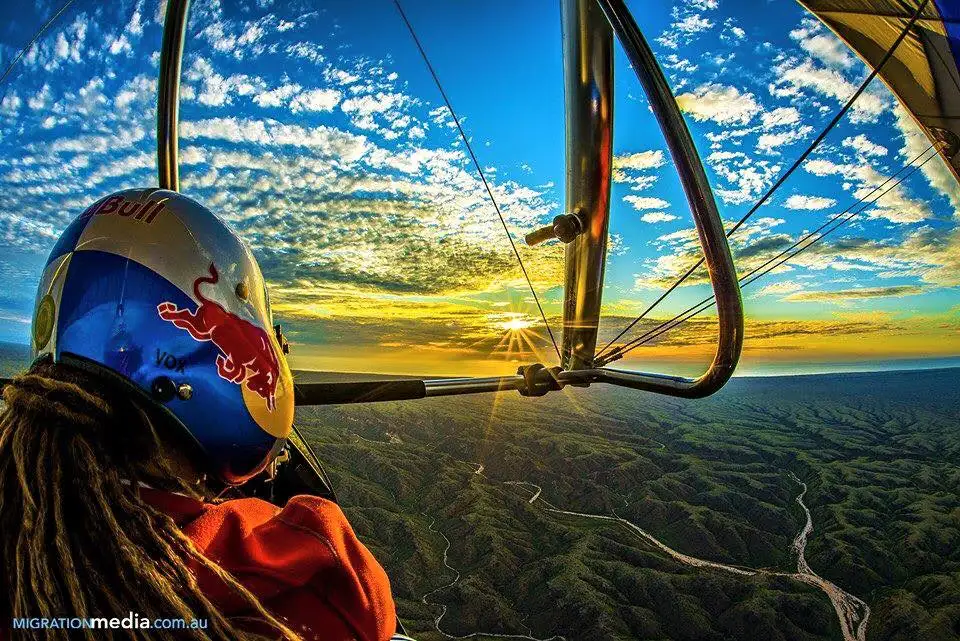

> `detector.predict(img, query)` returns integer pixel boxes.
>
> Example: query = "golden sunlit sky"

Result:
[1,0,958,377]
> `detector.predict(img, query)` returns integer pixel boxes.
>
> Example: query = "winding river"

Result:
[784,473,871,641]
[397,443,867,640]
[504,475,870,641]
[419,487,565,641]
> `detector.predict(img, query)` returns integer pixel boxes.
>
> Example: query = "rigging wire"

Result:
[603,145,940,363]
[0,0,77,91]
[594,0,931,362]
[595,141,941,365]
[392,0,561,361]
[599,142,938,364]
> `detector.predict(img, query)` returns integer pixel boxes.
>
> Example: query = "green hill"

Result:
[297,368,960,641]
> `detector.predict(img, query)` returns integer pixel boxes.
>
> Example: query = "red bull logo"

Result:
[157,264,281,410]
[82,195,165,224]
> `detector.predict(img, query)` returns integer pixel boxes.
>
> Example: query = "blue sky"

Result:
[0,0,958,376]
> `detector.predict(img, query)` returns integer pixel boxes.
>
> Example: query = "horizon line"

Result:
[0,339,957,380]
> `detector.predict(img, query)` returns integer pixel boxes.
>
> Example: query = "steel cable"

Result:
[0,0,77,92]
[596,141,940,365]
[393,0,561,361]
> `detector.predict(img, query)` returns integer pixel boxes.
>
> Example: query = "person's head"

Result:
[29,188,295,485]
[0,188,298,639]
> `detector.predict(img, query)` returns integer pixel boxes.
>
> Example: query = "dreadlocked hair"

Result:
[0,360,300,641]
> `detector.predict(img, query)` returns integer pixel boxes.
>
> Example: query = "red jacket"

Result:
[141,488,397,641]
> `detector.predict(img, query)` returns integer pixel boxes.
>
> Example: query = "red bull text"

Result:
[157,264,281,410]
[82,195,165,224]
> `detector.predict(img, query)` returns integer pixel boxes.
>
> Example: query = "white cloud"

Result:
[238,24,265,49]
[127,5,143,36]
[801,34,855,68]
[782,285,925,303]
[761,107,801,129]
[108,34,132,56]
[756,125,813,154]
[339,92,415,138]
[640,212,679,223]
[635,217,789,289]
[842,134,888,158]
[6,0,954,336]
[894,107,960,217]
[0,4,570,308]
[804,158,853,179]
[755,280,804,297]
[286,42,325,64]
[54,32,69,60]
[658,5,716,49]
[114,74,156,110]
[341,92,406,117]
[770,58,887,123]
[26,126,146,156]
[613,150,666,171]
[803,158,931,223]
[200,19,268,60]
[783,194,837,210]
[663,54,699,74]
[72,78,108,117]
[325,68,361,86]
[290,88,342,113]
[27,85,51,111]
[254,83,302,108]
[624,196,672,211]
[67,17,86,62]
[85,152,154,187]
[720,17,746,45]
[185,57,263,107]
[676,14,714,34]
[612,151,666,192]
[1,93,22,116]
[677,83,761,125]
[707,151,782,204]
[180,118,373,168]
[789,18,855,68]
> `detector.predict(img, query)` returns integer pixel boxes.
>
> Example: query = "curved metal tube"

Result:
[592,0,743,398]
[560,0,613,371]
[157,0,191,192]
[424,375,523,397]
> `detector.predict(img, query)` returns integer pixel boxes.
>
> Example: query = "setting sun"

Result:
[498,316,535,332]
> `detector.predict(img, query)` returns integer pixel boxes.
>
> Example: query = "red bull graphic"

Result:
[81,195,165,224]
[157,264,281,410]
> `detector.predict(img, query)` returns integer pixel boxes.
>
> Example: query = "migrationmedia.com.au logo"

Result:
[12,612,209,630]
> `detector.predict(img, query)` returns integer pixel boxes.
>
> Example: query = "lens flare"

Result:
[499,317,535,332]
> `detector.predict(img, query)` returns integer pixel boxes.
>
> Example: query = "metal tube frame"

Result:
[560,0,613,371]
[157,0,191,192]
[589,0,743,397]
[153,0,742,405]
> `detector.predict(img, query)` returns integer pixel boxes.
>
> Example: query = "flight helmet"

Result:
[30,188,294,484]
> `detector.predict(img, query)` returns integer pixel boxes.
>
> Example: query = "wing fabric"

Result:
[799,0,960,181]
